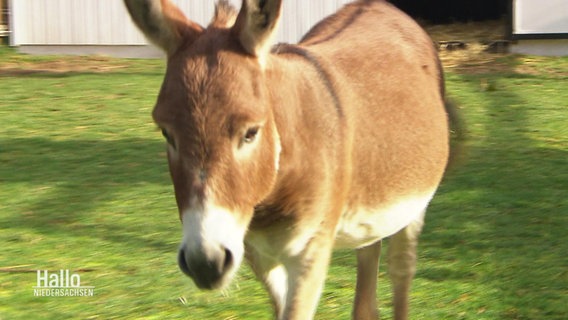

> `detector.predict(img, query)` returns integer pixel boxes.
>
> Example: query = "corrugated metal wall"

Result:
[512,0,568,35]
[10,0,354,46]
[10,0,144,45]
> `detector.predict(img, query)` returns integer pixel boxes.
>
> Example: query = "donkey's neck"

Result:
[253,45,347,224]
[267,43,345,149]
[270,44,343,117]
[267,45,343,169]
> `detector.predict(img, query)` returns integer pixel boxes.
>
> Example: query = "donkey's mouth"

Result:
[177,204,247,290]
[178,247,234,290]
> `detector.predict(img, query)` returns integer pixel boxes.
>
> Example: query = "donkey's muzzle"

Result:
[178,245,234,290]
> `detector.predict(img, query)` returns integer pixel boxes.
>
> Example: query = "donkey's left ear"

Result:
[124,0,203,56]
[232,0,283,65]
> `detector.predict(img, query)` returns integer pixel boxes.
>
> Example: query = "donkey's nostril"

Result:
[178,244,236,289]
[178,248,192,277]
[223,247,233,271]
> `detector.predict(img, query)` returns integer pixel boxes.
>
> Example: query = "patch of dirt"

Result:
[423,19,513,74]
[0,55,129,76]
[1,20,565,77]
[513,56,568,78]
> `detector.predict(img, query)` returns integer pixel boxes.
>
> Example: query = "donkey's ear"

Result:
[124,0,203,55]
[232,0,283,65]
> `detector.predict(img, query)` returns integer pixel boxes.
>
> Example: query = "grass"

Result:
[1,46,567,319]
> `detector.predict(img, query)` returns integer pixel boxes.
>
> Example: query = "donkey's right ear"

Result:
[124,0,203,55]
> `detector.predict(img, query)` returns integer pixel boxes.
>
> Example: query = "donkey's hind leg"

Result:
[353,240,382,320]
[387,210,425,320]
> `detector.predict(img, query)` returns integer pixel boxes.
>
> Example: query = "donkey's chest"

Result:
[334,194,433,249]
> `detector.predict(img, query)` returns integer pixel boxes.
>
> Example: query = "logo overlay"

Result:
[33,270,94,297]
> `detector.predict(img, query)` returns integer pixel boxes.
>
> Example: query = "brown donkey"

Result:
[124,0,453,319]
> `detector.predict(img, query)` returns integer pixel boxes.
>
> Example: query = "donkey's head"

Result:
[124,0,283,289]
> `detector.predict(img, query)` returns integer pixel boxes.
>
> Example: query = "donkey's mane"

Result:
[210,0,238,28]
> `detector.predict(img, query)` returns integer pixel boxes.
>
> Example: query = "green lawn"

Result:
[1,47,566,319]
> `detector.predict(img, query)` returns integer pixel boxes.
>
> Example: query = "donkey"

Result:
[124,0,455,319]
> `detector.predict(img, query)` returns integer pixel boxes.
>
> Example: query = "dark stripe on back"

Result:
[272,43,343,118]
[300,7,364,46]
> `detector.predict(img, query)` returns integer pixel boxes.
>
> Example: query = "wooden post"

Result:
[0,0,7,45]
[0,0,4,27]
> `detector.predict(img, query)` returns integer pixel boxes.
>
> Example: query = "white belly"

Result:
[334,193,434,249]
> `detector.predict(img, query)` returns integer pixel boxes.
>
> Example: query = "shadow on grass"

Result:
[419,68,567,318]
[0,69,164,78]
[0,137,176,251]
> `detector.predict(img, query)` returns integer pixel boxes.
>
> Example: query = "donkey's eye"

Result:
[161,129,176,148]
[243,126,260,144]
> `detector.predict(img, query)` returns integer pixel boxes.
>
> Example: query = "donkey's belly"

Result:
[334,193,434,249]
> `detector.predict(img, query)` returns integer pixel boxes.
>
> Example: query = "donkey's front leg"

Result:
[281,233,335,320]
[246,245,288,319]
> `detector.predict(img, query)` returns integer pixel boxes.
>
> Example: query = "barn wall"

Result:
[511,0,568,37]
[510,0,568,56]
[511,40,568,56]
[9,0,208,46]
[9,0,353,57]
